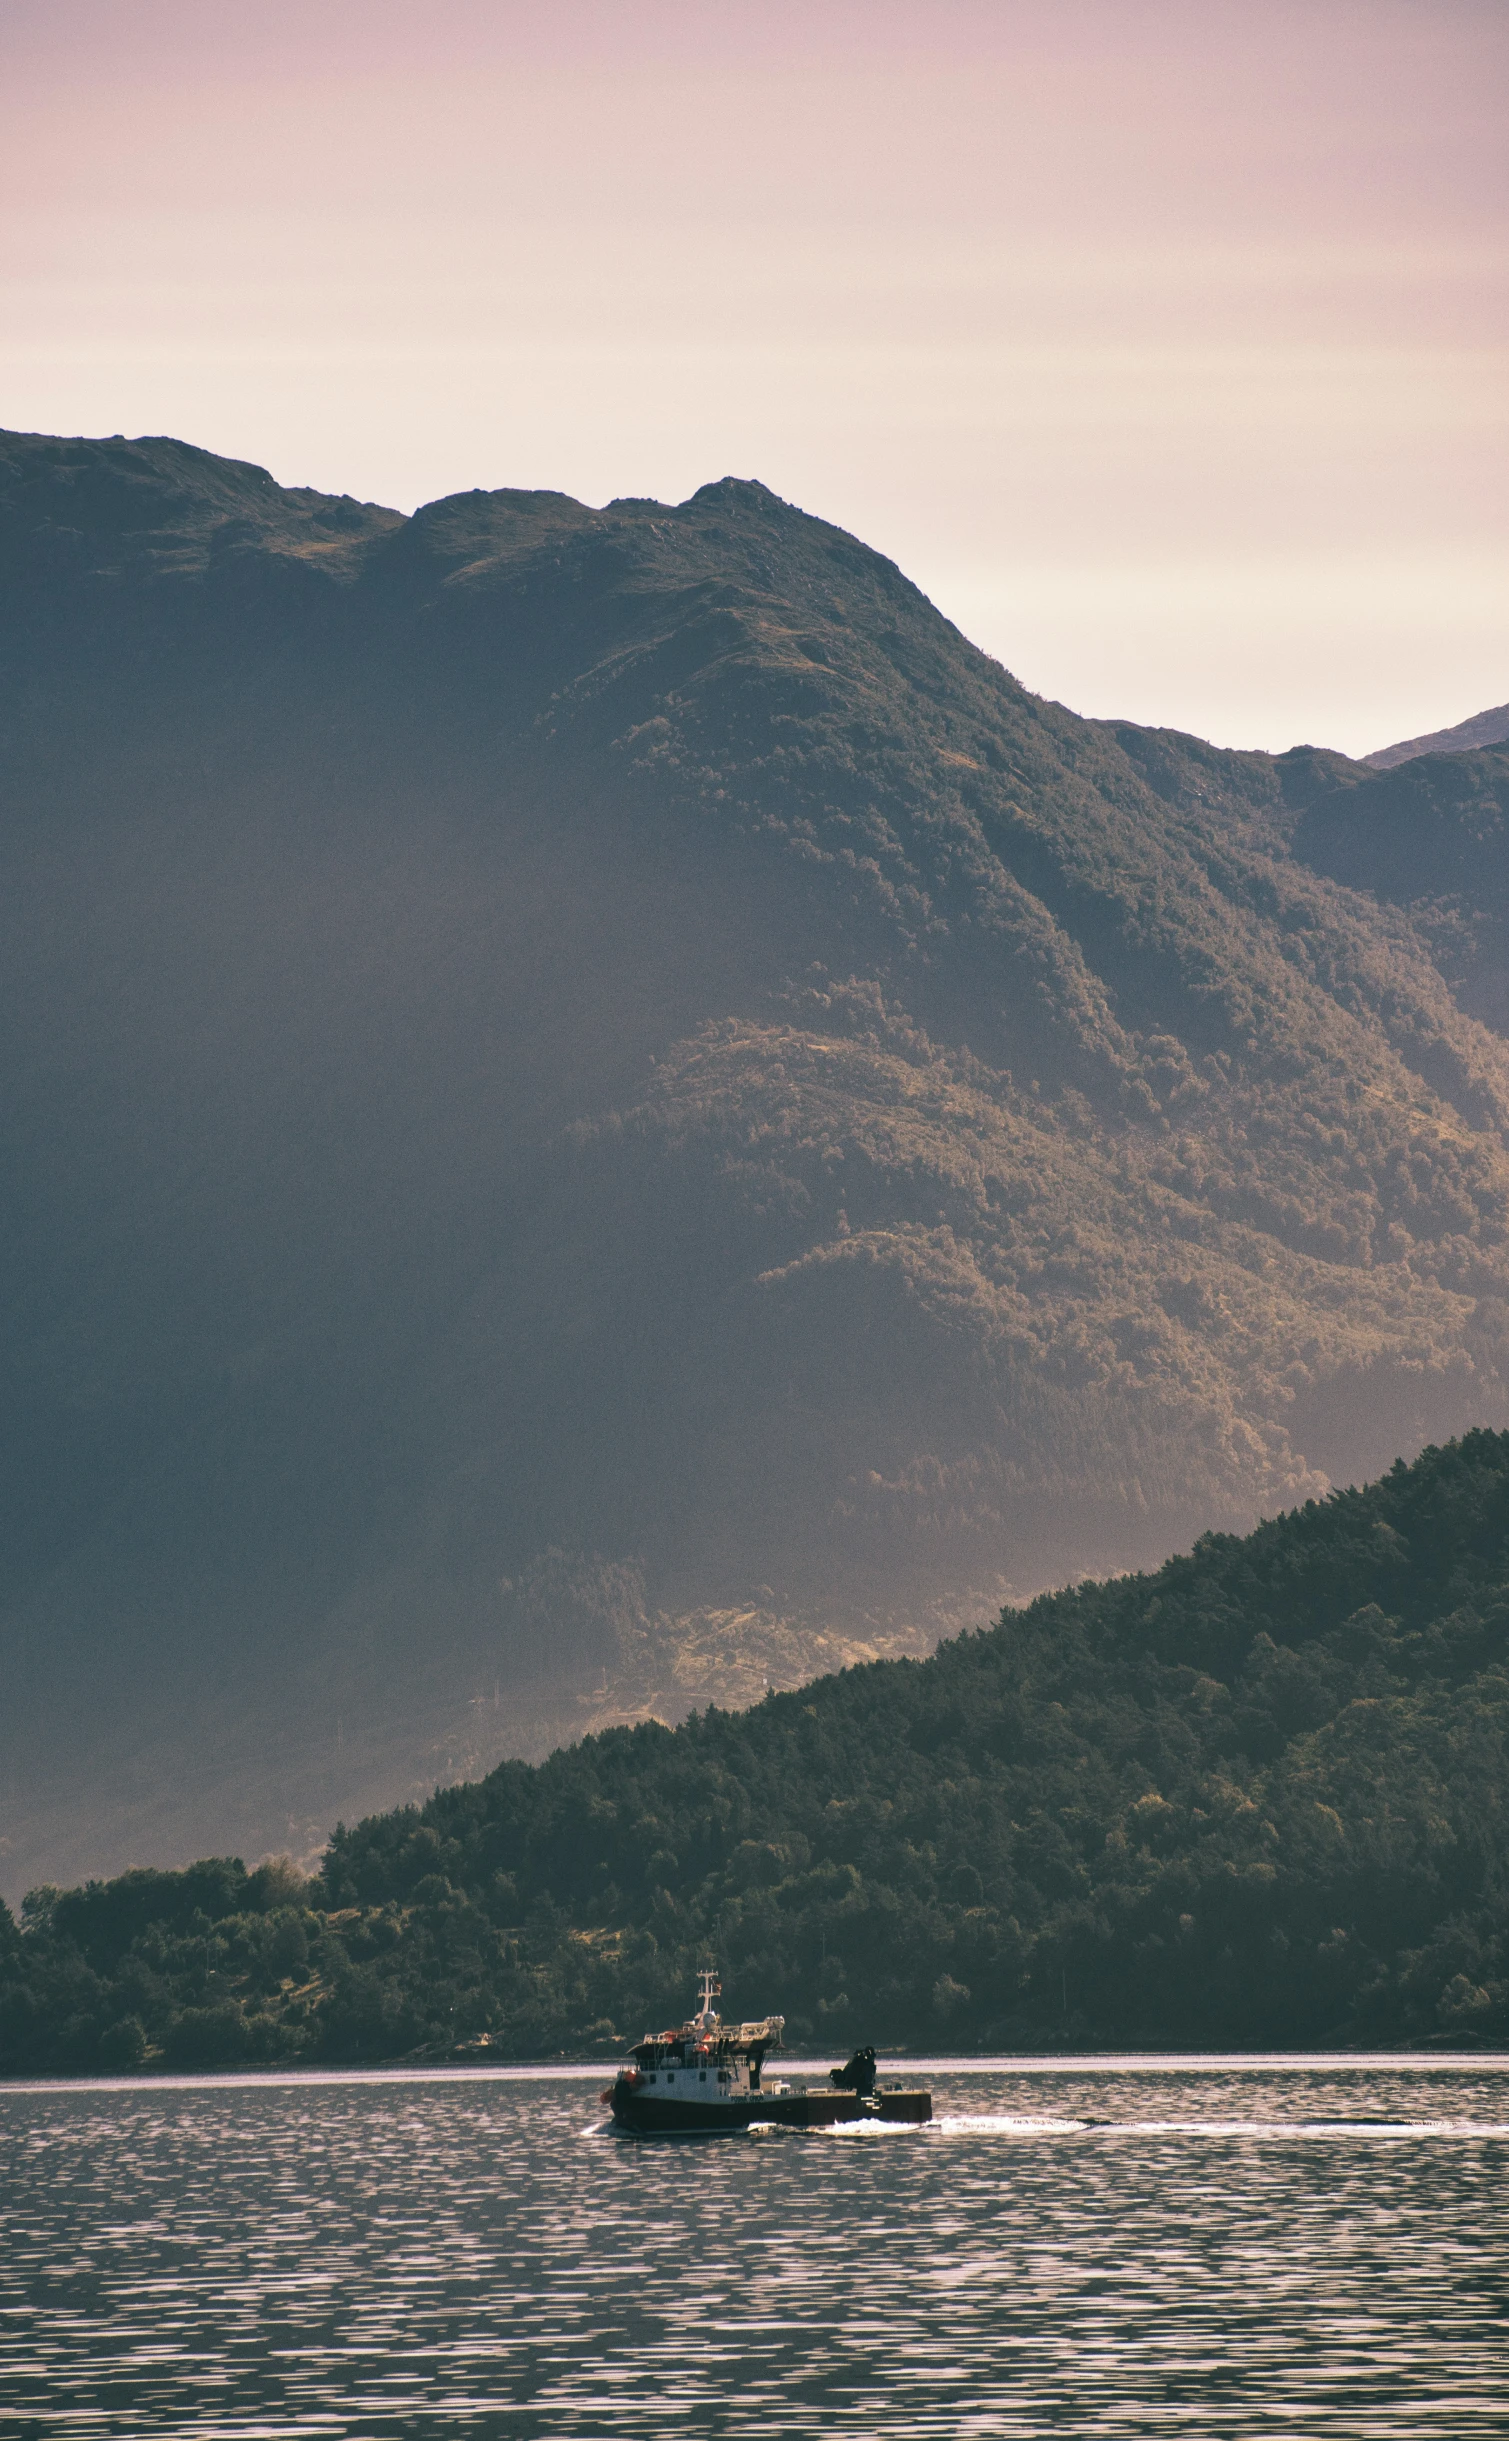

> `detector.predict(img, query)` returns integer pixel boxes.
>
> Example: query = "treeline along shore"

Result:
[5,1430,1509,2074]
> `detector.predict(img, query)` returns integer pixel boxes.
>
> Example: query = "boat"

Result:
[602,1969,932,2136]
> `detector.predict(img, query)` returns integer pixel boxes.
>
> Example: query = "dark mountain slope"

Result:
[6,1429,1507,2067]
[1286,747,1509,1033]
[4,430,1509,1891]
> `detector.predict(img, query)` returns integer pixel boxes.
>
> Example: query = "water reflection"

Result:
[2,2061,1506,2435]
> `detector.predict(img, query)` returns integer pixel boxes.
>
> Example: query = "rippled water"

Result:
[3,2056,1507,2436]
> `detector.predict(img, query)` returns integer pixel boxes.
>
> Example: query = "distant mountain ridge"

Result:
[5,428,1509,1893]
[1366,702,1509,768]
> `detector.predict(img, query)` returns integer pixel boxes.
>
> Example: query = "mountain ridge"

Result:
[1366,702,1509,770]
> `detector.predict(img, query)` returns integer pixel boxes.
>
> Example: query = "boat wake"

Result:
[929,2111,1509,2141]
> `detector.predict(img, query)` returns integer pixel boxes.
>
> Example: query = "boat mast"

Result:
[694,1966,721,2031]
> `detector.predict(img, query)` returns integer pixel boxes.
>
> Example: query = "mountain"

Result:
[1366,703,1509,769]
[7,1428,1508,2066]
[5,429,1509,1895]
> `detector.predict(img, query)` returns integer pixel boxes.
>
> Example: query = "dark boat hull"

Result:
[609,2091,759,2136]
[608,2087,931,2136]
[763,2088,932,2128]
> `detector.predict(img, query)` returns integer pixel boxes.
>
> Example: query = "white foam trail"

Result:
[931,2112,1509,2140]
[933,2113,1085,2135]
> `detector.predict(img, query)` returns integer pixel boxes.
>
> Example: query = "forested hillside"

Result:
[5,1432,1506,2071]
[5,428,1509,1890]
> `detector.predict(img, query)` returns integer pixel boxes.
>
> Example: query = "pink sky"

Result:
[3,0,1504,751]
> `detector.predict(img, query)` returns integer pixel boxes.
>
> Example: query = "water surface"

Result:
[3,2056,1506,2436]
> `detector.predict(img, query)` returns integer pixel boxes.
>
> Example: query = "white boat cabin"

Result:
[626,1970,785,2104]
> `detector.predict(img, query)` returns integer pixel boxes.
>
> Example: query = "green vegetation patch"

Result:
[4,1430,1508,2072]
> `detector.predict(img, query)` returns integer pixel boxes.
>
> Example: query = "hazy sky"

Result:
[3,0,1504,752]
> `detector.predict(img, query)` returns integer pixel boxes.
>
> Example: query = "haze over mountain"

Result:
[5,429,1509,1897]
[1366,703,1509,770]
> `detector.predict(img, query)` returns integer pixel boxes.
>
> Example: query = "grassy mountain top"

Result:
[5,1429,1508,2069]
[0,428,402,590]
[4,429,1509,1888]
